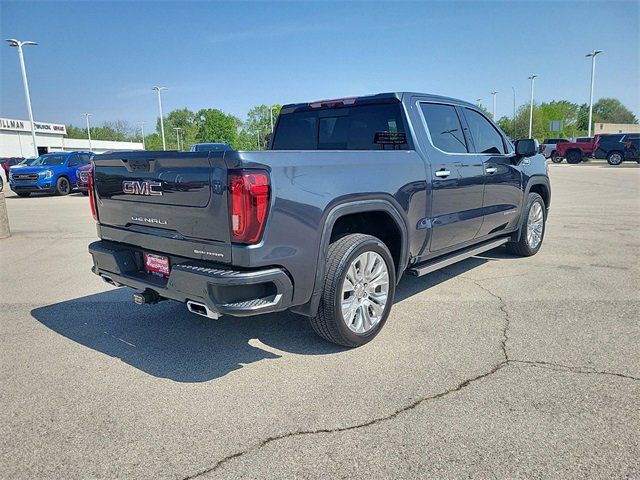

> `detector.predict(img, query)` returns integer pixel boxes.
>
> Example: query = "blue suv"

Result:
[9,151,92,197]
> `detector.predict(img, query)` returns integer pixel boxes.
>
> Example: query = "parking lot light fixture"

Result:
[490,91,497,120]
[152,86,168,150]
[6,39,39,157]
[528,74,538,139]
[586,50,603,138]
[81,113,93,151]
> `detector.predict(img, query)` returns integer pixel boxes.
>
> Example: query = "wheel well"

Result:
[330,211,402,273]
[529,183,549,208]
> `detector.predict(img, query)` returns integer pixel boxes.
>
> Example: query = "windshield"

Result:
[19,157,38,166]
[31,154,66,166]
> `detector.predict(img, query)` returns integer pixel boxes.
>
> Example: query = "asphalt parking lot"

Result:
[1,160,638,479]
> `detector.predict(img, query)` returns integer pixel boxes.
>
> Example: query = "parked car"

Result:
[76,163,92,195]
[1,157,25,183]
[189,143,233,152]
[593,133,640,165]
[539,138,569,163]
[624,137,640,163]
[555,138,593,164]
[9,151,92,197]
[88,92,550,347]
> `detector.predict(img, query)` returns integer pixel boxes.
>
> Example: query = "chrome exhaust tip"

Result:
[186,300,220,319]
[101,274,121,287]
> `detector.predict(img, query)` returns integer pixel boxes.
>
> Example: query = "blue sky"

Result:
[1,0,638,130]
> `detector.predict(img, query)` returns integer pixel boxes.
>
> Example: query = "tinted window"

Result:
[68,155,81,166]
[32,154,66,166]
[420,103,468,153]
[80,154,92,164]
[272,103,409,150]
[464,109,505,154]
[575,137,592,142]
[192,143,232,152]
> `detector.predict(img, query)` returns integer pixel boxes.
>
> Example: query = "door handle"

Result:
[435,170,451,178]
[486,167,497,174]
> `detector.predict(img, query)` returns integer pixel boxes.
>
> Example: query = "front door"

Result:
[460,107,523,237]
[418,102,485,252]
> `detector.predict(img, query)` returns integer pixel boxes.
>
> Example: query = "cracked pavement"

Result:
[1,162,639,479]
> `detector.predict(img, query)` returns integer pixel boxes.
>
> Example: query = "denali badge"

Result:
[131,216,168,225]
[123,180,162,196]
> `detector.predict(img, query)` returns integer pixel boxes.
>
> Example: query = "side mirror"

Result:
[515,138,537,157]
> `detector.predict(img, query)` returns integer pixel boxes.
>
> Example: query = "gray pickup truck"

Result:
[88,92,550,347]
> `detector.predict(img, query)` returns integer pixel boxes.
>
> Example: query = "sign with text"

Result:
[0,118,66,135]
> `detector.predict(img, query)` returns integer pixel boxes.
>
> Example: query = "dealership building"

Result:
[0,117,144,158]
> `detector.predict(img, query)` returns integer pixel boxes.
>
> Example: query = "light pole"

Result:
[139,122,145,149]
[6,39,38,157]
[152,86,167,150]
[81,113,93,151]
[528,74,538,139]
[270,106,274,133]
[512,86,516,134]
[586,50,603,138]
[490,91,497,120]
[174,127,182,151]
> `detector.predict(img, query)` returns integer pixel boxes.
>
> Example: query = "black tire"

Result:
[550,152,563,163]
[55,177,71,196]
[606,151,624,166]
[309,233,396,348]
[17,192,31,197]
[506,193,546,257]
[566,150,582,164]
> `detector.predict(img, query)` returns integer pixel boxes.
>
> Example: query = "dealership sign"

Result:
[0,117,66,135]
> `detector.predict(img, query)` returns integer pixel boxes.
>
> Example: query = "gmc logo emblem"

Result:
[123,180,162,196]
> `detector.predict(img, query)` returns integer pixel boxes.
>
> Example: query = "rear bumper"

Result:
[89,240,293,317]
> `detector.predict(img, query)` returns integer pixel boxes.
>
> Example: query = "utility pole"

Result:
[6,39,39,157]
[152,86,167,150]
[528,74,538,139]
[139,122,145,149]
[490,91,497,120]
[81,113,93,151]
[586,50,603,138]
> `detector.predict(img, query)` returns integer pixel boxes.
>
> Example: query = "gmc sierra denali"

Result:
[88,92,550,347]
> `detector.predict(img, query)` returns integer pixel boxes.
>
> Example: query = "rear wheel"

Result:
[55,177,71,196]
[506,193,546,257]
[309,233,396,347]
[607,151,624,166]
[566,150,582,164]
[550,152,563,163]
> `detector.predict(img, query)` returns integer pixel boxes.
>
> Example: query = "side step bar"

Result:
[407,237,509,277]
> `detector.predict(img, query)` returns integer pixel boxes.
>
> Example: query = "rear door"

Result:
[92,150,230,256]
[418,101,485,252]
[460,107,522,237]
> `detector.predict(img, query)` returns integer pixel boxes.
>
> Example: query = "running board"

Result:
[407,237,509,277]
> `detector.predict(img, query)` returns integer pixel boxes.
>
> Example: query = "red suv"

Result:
[76,164,92,195]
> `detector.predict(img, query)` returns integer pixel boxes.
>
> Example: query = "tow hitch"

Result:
[133,289,162,305]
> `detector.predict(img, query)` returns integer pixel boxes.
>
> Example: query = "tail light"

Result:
[87,169,98,221]
[229,170,270,244]
[626,140,632,149]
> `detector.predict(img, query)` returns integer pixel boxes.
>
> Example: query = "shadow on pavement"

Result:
[31,255,488,383]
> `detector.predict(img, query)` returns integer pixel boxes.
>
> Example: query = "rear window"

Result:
[272,102,410,150]
[575,137,592,142]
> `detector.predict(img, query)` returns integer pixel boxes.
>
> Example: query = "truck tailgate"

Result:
[92,151,231,262]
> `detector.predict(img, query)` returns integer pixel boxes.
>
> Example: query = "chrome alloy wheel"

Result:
[527,202,544,249]
[341,251,389,334]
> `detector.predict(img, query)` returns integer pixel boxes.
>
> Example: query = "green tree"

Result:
[195,108,240,147]
[577,98,638,131]
[143,133,164,151]
[245,104,281,149]
[156,108,199,151]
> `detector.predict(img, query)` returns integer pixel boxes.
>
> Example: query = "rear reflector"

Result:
[88,169,98,221]
[229,170,270,244]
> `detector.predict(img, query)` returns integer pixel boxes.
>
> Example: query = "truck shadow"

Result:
[31,256,488,383]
